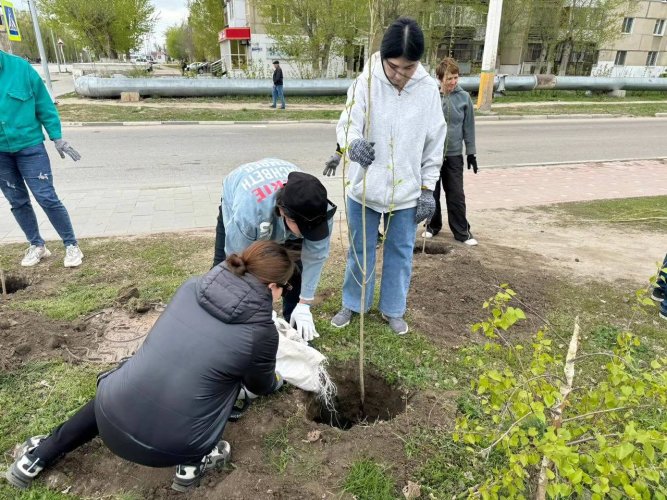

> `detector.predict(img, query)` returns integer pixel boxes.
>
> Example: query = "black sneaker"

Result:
[651,287,665,303]
[171,440,231,492]
[5,436,48,489]
[660,311,667,321]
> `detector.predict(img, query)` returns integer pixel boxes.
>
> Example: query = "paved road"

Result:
[53,118,667,190]
[1,118,667,244]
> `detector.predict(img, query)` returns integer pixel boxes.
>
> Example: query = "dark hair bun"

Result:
[226,254,247,276]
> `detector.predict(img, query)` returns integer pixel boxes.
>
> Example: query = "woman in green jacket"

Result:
[0,50,84,267]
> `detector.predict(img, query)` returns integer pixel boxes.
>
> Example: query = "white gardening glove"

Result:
[289,303,319,342]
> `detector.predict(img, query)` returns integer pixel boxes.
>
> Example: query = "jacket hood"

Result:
[196,263,273,324]
[364,52,433,94]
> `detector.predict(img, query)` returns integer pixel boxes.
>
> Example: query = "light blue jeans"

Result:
[342,197,417,318]
[0,143,77,247]
[272,85,285,108]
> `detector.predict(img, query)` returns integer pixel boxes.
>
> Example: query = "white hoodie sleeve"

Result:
[420,90,447,191]
[336,76,368,150]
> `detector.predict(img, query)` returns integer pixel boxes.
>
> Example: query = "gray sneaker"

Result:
[171,440,231,492]
[331,308,354,328]
[5,435,48,489]
[381,314,409,335]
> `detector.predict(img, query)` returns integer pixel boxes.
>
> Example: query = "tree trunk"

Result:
[536,45,548,74]
[558,39,572,76]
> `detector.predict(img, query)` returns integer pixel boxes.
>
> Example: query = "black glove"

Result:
[467,154,478,174]
[348,139,375,169]
[323,152,341,176]
[414,189,436,224]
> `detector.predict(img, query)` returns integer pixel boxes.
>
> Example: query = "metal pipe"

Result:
[74,75,667,98]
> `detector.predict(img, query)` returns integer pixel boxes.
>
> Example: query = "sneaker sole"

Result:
[21,249,52,267]
[660,312,667,321]
[64,258,83,268]
[171,476,200,492]
[5,464,31,489]
[330,318,351,328]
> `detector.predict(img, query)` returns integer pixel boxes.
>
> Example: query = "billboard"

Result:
[1,0,21,42]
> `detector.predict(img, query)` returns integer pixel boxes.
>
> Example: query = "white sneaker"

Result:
[64,245,84,268]
[463,238,478,246]
[21,245,51,267]
[421,231,433,239]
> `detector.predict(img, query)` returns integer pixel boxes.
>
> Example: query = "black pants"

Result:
[33,399,99,467]
[213,206,302,320]
[427,155,473,242]
[32,397,209,468]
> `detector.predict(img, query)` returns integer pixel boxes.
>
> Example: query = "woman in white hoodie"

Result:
[330,18,446,335]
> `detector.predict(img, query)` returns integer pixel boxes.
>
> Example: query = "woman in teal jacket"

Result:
[0,50,84,267]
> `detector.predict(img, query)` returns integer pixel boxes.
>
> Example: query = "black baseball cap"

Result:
[272,60,280,64]
[279,172,335,241]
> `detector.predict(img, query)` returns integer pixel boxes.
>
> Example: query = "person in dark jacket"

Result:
[5,241,294,493]
[270,60,285,109]
[423,57,478,246]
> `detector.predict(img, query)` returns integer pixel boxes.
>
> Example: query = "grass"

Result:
[493,102,667,116]
[1,201,666,498]
[542,195,667,232]
[1,234,213,320]
[57,104,339,123]
[342,459,397,499]
[495,89,667,103]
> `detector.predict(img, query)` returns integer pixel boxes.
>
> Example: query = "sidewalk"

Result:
[1,159,665,245]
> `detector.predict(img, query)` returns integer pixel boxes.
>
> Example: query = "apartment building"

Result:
[593,0,667,76]
[218,0,346,77]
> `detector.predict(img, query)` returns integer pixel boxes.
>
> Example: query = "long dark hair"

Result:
[380,17,425,62]
[226,241,294,285]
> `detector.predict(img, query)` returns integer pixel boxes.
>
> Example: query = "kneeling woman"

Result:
[6,240,294,492]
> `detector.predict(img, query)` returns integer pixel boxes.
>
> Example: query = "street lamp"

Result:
[57,37,66,71]
[25,0,55,100]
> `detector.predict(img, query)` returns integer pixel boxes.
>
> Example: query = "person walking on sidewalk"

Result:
[651,253,667,321]
[330,17,446,336]
[0,49,84,268]
[423,57,478,246]
[213,158,336,342]
[270,60,285,109]
[6,241,292,493]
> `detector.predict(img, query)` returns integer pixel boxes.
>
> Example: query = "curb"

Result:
[61,114,667,127]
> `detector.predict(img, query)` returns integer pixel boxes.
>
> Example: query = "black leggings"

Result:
[213,205,303,320]
[33,398,207,468]
[33,399,98,466]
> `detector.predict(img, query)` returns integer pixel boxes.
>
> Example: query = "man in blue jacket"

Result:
[0,50,84,267]
[213,158,336,342]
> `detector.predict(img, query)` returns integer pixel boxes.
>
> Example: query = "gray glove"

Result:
[415,189,436,224]
[54,139,81,161]
[323,152,341,176]
[348,139,375,169]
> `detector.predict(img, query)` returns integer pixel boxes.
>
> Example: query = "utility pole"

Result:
[476,0,503,112]
[50,29,61,73]
[25,0,55,100]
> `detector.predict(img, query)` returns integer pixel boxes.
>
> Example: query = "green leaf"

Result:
[643,443,655,461]
[616,442,635,460]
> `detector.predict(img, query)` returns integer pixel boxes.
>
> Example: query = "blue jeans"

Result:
[0,143,77,247]
[659,253,667,316]
[342,197,417,318]
[272,85,285,108]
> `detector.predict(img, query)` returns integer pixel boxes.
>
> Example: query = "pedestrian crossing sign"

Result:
[1,0,21,42]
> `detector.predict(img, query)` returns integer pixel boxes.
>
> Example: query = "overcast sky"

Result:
[15,0,189,48]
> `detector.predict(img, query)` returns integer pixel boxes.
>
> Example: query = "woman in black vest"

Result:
[6,240,294,492]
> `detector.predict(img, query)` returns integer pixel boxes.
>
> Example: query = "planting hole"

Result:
[306,362,405,430]
[414,241,453,255]
[2,273,29,294]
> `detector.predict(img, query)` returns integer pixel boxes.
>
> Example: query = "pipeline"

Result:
[74,74,667,98]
